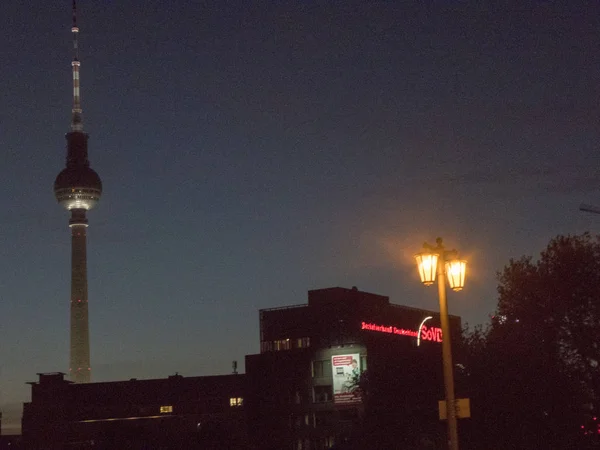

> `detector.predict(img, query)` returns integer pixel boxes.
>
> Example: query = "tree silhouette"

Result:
[461,233,600,448]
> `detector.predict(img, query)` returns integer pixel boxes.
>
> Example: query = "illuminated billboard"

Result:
[332,354,361,404]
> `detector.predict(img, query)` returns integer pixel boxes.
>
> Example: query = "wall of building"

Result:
[22,287,462,450]
[22,373,247,450]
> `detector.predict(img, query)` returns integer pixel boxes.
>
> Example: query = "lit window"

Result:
[313,385,332,403]
[274,339,291,351]
[230,397,243,407]
[296,337,310,348]
[360,355,367,372]
[312,360,331,378]
[261,341,273,352]
[291,413,308,430]
[159,405,173,413]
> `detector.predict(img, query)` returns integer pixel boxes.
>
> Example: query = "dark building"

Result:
[245,286,462,450]
[0,416,23,450]
[22,287,461,449]
[22,372,246,449]
[0,435,22,450]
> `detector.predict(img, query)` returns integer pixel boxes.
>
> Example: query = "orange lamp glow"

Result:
[415,252,439,286]
[445,259,467,291]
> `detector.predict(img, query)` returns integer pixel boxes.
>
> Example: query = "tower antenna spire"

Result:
[71,0,83,131]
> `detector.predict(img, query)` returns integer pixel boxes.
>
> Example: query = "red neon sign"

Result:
[360,321,442,343]
[419,325,442,343]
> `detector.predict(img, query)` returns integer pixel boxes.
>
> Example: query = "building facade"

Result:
[245,286,462,450]
[22,372,246,449]
[22,287,462,449]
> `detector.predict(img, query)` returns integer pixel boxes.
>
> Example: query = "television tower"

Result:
[54,0,102,383]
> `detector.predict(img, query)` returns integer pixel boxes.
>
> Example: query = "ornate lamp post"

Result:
[415,237,466,450]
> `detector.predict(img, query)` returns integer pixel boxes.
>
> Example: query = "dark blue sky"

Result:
[0,0,599,432]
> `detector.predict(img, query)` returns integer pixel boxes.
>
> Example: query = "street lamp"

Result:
[415,237,466,450]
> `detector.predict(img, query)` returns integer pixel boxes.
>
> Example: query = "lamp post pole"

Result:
[436,248,459,450]
[415,237,465,450]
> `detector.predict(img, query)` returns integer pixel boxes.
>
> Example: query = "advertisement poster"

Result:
[331,354,362,404]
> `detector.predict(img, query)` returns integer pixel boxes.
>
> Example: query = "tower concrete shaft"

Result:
[54,1,102,383]
[70,209,90,383]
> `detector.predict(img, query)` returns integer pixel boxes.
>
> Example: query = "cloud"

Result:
[393,163,600,197]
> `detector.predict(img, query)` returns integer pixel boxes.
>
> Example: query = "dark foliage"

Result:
[461,233,600,449]
[350,343,446,450]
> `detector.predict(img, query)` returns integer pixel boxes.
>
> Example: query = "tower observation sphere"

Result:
[54,133,102,211]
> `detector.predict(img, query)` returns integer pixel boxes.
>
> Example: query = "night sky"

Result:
[0,1,599,432]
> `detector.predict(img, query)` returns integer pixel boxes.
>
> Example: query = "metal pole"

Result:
[437,258,459,450]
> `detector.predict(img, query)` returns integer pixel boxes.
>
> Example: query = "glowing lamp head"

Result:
[446,259,467,291]
[415,252,439,286]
